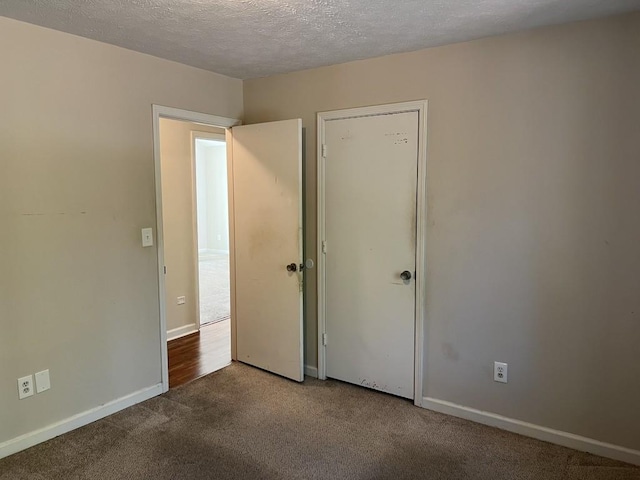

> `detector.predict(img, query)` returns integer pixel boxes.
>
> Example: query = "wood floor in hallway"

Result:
[168,319,231,388]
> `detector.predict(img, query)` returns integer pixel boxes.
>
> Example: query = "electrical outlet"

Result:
[35,370,51,393]
[494,362,508,383]
[177,296,186,305]
[18,375,34,399]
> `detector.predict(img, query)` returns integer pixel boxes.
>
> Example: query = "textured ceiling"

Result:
[1,0,640,79]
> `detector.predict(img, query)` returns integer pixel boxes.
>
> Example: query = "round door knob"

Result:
[286,263,298,272]
[400,270,412,281]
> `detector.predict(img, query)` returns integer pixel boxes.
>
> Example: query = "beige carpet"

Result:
[1,363,638,480]
[198,253,230,325]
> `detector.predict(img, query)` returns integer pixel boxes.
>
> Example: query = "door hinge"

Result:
[322,333,328,346]
[322,144,327,158]
[163,266,167,274]
[322,240,327,254]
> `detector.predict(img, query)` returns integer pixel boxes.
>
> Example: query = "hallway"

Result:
[168,319,231,388]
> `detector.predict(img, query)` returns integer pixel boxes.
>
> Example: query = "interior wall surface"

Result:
[243,12,640,451]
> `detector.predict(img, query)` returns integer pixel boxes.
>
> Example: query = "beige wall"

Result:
[160,120,225,334]
[244,13,640,450]
[0,16,242,446]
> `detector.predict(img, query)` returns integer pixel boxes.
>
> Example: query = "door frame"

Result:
[152,105,240,392]
[316,100,428,406]
[190,131,228,331]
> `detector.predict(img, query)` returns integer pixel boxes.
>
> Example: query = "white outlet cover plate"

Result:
[18,375,34,399]
[35,369,51,393]
[494,362,508,383]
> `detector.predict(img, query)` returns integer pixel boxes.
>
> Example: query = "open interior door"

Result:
[230,119,304,382]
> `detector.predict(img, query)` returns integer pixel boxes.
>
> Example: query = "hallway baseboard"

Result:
[167,323,198,341]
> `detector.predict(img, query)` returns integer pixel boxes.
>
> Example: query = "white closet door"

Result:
[325,111,418,398]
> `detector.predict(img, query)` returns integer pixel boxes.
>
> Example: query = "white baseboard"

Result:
[0,383,162,460]
[304,365,318,378]
[167,323,198,341]
[422,397,640,466]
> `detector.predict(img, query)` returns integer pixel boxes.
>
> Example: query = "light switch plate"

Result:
[177,296,186,305]
[141,228,153,247]
[35,370,51,393]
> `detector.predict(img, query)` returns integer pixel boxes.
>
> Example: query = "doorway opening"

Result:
[194,133,231,328]
[153,105,306,393]
[153,106,240,391]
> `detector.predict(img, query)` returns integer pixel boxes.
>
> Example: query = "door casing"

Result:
[152,105,240,393]
[316,100,428,406]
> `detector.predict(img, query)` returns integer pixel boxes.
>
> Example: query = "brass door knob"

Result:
[286,263,298,272]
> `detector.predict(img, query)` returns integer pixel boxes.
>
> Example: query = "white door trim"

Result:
[152,105,240,393]
[316,100,428,406]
